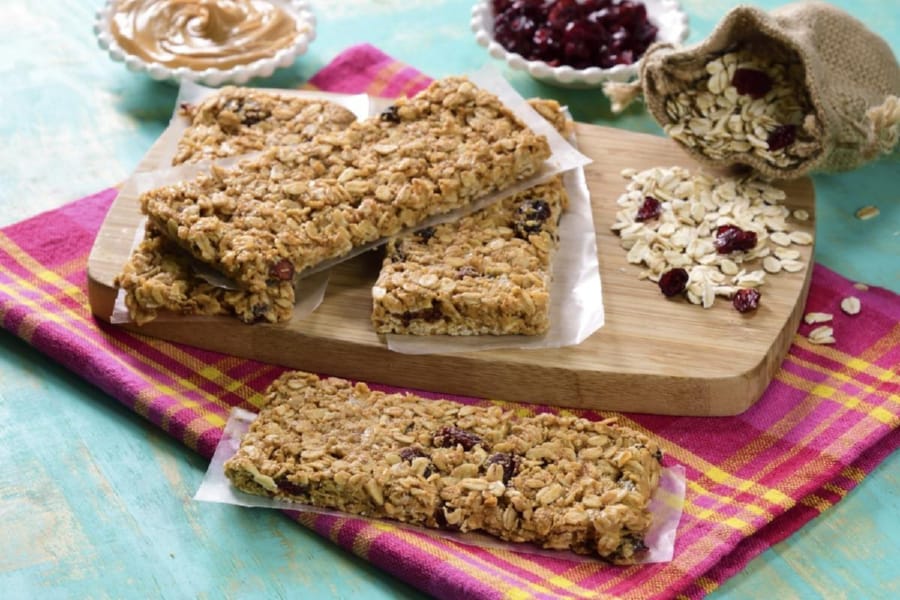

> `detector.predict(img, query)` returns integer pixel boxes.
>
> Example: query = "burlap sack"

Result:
[606,2,900,179]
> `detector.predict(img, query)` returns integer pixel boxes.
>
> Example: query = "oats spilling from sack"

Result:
[612,166,812,312]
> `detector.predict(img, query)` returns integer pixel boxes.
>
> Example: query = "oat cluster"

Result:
[224,371,663,563]
[612,166,812,309]
[663,48,819,170]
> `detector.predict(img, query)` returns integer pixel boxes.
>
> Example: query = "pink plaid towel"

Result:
[0,44,897,599]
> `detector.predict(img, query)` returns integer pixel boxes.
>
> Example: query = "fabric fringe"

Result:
[863,95,900,159]
[603,79,643,114]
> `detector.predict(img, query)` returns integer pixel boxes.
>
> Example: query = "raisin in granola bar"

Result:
[224,371,662,563]
[141,77,552,293]
[372,177,568,335]
[173,86,358,165]
[371,98,571,335]
[115,224,294,324]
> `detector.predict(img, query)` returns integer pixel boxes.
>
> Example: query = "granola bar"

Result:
[115,224,294,324]
[224,371,662,563]
[371,177,567,335]
[141,77,552,293]
[372,98,571,335]
[118,89,359,324]
[172,86,358,165]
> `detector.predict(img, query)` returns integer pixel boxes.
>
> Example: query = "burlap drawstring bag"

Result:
[605,2,900,180]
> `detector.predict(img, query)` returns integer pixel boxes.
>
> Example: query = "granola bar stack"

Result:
[119,78,553,326]
[116,87,359,324]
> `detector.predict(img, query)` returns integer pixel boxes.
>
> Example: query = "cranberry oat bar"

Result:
[371,98,571,335]
[141,77,552,293]
[224,371,662,563]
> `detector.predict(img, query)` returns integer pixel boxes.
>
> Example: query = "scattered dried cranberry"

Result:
[380,105,401,123]
[275,477,308,497]
[491,0,658,70]
[635,196,661,221]
[399,447,433,477]
[433,426,484,451]
[733,288,761,313]
[269,259,295,281]
[767,124,797,151]
[731,68,773,99]
[485,453,521,484]
[512,198,551,238]
[714,224,757,253]
[658,268,689,297]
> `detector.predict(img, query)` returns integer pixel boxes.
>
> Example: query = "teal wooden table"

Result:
[1,1,897,598]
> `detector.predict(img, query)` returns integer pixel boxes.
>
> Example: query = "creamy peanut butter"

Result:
[110,0,301,70]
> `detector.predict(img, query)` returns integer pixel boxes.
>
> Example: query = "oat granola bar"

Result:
[371,99,570,335]
[172,86,358,165]
[118,89,359,324]
[115,224,294,324]
[224,371,662,563]
[372,177,567,335]
[141,77,552,293]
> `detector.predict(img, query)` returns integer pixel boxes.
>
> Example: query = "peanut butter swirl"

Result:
[110,0,301,70]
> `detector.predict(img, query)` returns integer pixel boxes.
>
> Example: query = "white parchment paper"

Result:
[196,408,685,565]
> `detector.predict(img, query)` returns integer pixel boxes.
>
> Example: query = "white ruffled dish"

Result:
[471,0,689,89]
[94,0,316,86]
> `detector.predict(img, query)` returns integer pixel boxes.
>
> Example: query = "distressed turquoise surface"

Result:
[0,1,897,598]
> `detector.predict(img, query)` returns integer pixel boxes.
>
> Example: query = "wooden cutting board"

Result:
[87,123,815,416]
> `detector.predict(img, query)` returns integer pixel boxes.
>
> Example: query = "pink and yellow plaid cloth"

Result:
[1,45,898,599]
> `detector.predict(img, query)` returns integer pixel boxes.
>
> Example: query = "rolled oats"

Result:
[803,312,833,325]
[854,205,880,220]
[224,371,663,563]
[142,77,551,293]
[612,166,811,310]
[840,296,862,315]
[661,47,819,170]
[808,325,836,345]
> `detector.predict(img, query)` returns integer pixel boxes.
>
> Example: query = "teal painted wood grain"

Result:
[0,0,897,598]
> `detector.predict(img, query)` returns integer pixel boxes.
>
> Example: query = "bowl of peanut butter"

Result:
[95,0,316,85]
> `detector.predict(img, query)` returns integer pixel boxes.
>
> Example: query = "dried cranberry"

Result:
[767,124,797,151]
[635,196,661,221]
[399,447,433,477]
[269,259,295,281]
[433,426,484,451]
[733,288,761,313]
[251,303,269,321]
[400,301,443,326]
[485,453,521,484]
[415,226,436,243]
[275,477,308,497]
[380,105,401,123]
[512,198,551,239]
[658,268,688,297]
[731,68,773,99]
[714,225,757,253]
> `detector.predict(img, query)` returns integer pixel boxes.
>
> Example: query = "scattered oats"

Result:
[774,247,801,261]
[804,312,833,325]
[620,168,637,178]
[781,259,805,273]
[853,282,869,291]
[763,256,782,273]
[788,231,814,245]
[720,258,739,275]
[808,325,836,345]
[792,209,810,221]
[840,296,861,315]
[770,231,792,246]
[854,205,880,220]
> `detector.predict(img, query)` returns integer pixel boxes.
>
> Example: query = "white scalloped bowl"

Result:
[471,0,689,89]
[94,0,316,86]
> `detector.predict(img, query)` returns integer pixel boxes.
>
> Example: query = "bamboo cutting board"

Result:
[87,123,815,416]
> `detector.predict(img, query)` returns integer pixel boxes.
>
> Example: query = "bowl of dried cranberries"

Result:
[472,0,689,88]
